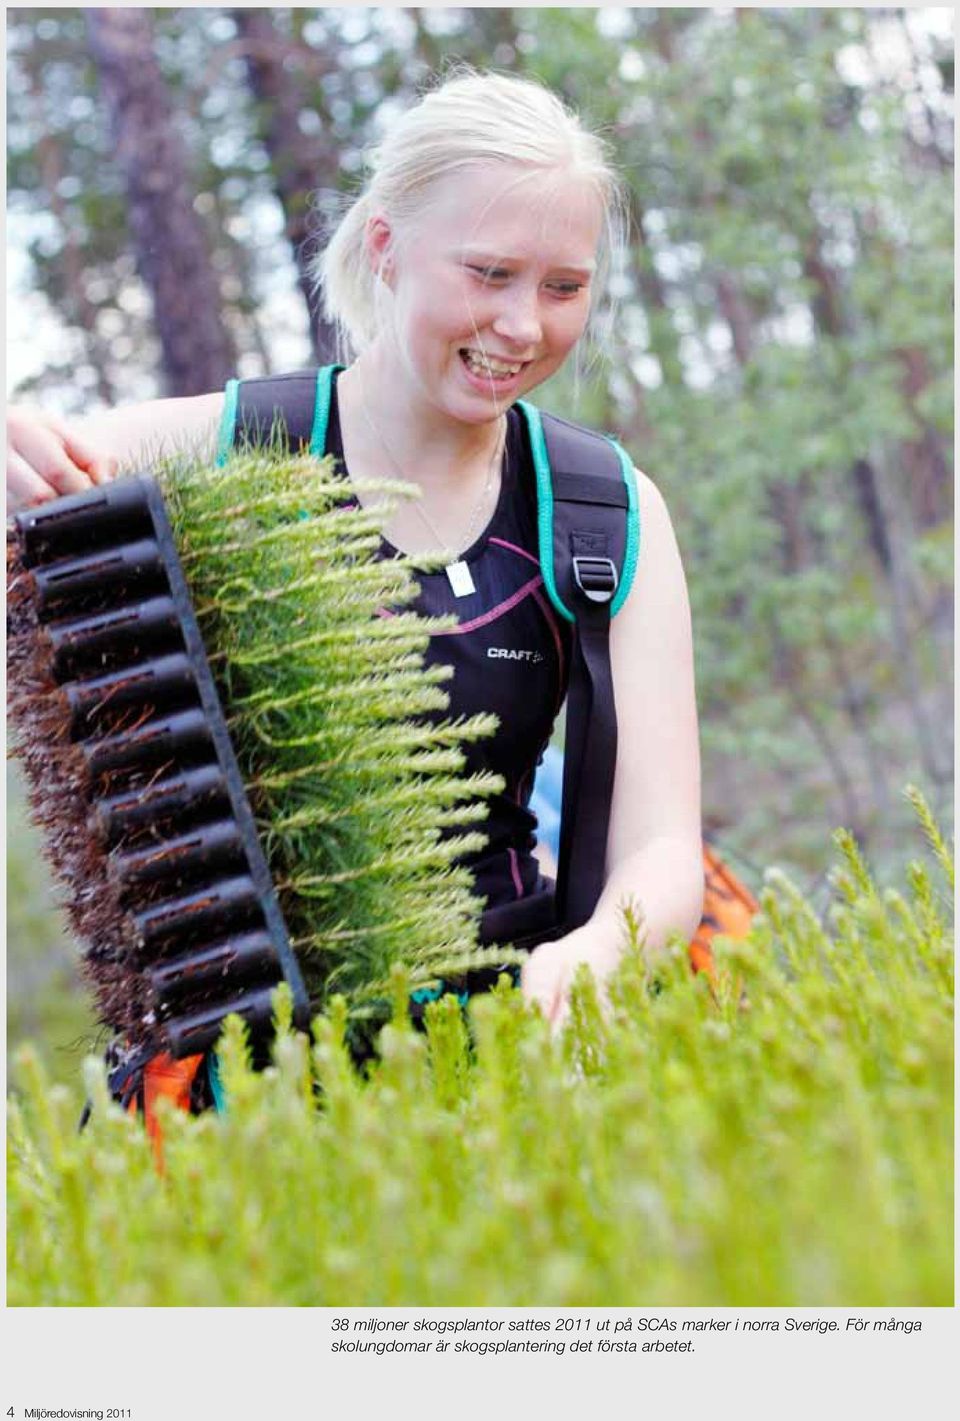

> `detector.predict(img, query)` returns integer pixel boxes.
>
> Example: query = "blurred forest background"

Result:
[6,6,954,1085]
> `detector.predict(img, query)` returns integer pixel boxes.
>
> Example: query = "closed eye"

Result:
[467,265,511,283]
[465,264,588,296]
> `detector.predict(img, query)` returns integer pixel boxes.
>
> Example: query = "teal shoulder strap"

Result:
[516,400,640,620]
[308,365,338,456]
[216,366,340,466]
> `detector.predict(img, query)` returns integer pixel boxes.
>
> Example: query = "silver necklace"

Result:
[357,397,505,599]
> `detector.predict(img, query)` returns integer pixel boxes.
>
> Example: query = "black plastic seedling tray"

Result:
[10,476,309,1060]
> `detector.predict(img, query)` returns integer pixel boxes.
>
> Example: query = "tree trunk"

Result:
[231,8,339,365]
[768,613,867,842]
[714,271,756,368]
[85,7,235,396]
[896,346,952,531]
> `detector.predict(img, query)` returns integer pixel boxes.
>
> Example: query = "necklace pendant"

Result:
[446,560,476,598]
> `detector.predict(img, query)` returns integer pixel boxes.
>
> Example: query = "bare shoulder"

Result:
[607,463,691,661]
[631,465,686,582]
[633,465,674,528]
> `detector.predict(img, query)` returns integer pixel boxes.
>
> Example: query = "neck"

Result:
[338,345,504,489]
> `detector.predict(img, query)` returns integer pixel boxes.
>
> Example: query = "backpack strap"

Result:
[517,401,641,931]
[216,366,340,465]
[518,404,640,623]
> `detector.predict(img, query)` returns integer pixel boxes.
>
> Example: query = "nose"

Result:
[491,283,542,350]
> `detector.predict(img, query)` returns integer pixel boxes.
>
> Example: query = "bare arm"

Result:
[522,469,704,1023]
[597,469,703,946]
[6,392,225,512]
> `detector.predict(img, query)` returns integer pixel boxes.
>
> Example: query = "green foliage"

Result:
[8,806,952,1306]
[6,765,98,1088]
[160,446,513,1020]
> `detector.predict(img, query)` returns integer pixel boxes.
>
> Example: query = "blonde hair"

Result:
[315,69,626,359]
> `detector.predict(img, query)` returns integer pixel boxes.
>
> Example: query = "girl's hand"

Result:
[7,405,118,512]
[520,925,623,1033]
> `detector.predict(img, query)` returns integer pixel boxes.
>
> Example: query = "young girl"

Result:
[6,70,703,1030]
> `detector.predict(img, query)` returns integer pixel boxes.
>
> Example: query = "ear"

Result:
[365,214,395,286]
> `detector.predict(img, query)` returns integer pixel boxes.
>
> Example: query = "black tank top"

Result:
[324,373,573,913]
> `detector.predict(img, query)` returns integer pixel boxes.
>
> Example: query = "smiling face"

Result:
[367,164,603,426]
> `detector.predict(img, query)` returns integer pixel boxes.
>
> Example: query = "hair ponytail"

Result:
[316,191,377,358]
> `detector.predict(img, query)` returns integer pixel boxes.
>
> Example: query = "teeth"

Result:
[463,350,522,378]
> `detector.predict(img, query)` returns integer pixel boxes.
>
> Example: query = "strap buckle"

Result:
[572,555,618,604]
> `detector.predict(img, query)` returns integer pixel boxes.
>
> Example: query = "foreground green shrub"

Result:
[8,808,952,1307]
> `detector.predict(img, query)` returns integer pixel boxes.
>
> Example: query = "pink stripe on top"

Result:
[431,574,543,637]
[489,535,541,568]
[507,846,524,899]
[493,540,566,709]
